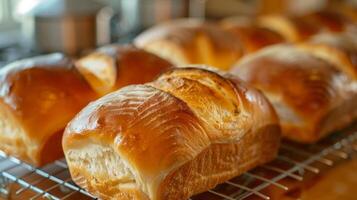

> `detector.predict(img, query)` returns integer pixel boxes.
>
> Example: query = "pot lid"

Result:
[16,0,104,17]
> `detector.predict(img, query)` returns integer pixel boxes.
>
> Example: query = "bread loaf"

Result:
[231,44,357,143]
[62,67,281,200]
[0,54,97,166]
[134,19,243,71]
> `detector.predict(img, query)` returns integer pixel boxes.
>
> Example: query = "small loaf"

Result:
[0,54,97,166]
[63,67,281,200]
[134,19,243,71]
[75,45,173,95]
[231,44,357,143]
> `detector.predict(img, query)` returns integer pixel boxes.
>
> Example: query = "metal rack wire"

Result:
[1,127,356,200]
[0,154,96,200]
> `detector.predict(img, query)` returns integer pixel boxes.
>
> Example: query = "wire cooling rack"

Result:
[1,126,356,200]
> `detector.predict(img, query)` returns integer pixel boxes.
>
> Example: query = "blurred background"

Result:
[0,0,356,67]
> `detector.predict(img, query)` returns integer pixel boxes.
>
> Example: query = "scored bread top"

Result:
[150,67,278,142]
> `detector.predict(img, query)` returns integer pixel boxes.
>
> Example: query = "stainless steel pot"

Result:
[17,0,110,56]
[17,0,207,55]
[108,0,205,42]
[34,15,98,56]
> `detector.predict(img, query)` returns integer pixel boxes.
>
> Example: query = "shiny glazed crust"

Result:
[63,67,281,200]
[134,19,243,71]
[75,45,173,95]
[231,44,357,143]
[0,54,97,166]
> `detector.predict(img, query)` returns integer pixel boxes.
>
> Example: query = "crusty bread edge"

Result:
[66,124,280,200]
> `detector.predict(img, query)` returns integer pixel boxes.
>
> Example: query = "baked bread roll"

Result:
[221,17,285,53]
[75,45,173,95]
[258,15,320,42]
[297,32,357,80]
[134,19,243,71]
[62,67,281,200]
[231,44,357,143]
[0,54,97,166]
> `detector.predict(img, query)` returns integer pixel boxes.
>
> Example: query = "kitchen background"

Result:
[0,0,355,67]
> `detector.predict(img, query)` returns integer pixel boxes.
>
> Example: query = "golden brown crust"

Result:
[75,45,173,95]
[134,19,243,71]
[63,67,280,199]
[221,18,285,54]
[231,44,357,143]
[0,54,97,166]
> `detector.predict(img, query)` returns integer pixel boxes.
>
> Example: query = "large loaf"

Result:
[231,44,357,143]
[62,67,281,200]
